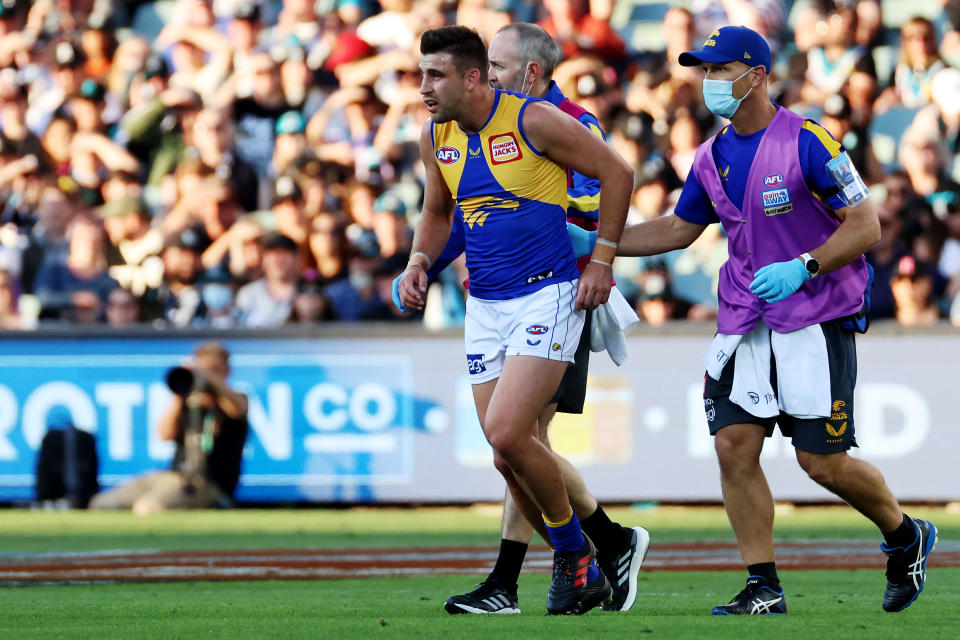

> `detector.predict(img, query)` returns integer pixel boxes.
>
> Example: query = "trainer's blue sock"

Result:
[544,510,601,581]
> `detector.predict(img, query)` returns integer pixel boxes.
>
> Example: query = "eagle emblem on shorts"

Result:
[826,421,847,437]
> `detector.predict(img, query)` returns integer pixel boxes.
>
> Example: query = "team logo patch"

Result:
[826,421,848,437]
[466,353,486,375]
[526,325,548,335]
[764,173,784,186]
[762,187,793,215]
[488,132,522,164]
[436,146,461,164]
[551,343,561,352]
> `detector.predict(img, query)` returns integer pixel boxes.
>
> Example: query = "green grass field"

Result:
[1,505,958,640]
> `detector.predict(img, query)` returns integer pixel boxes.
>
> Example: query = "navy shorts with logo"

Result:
[550,310,591,414]
[703,319,858,454]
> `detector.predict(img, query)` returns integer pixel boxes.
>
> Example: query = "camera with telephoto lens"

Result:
[165,366,211,396]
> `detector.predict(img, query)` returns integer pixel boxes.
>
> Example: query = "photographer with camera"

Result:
[89,341,249,515]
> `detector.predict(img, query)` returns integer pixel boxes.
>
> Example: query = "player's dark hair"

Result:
[420,26,488,83]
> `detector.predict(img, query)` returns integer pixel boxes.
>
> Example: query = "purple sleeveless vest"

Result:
[691,107,868,334]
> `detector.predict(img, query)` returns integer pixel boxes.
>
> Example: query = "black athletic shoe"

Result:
[444,580,520,615]
[600,526,651,612]
[711,576,787,615]
[546,536,612,615]
[881,518,938,612]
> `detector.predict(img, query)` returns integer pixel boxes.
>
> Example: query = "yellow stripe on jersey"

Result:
[568,192,601,212]
[802,120,842,159]
[586,122,604,140]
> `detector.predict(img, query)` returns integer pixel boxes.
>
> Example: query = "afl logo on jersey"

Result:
[436,146,461,164]
[489,132,522,164]
[525,324,549,335]
[764,173,784,186]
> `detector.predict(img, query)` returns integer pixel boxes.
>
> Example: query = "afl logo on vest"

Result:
[489,133,522,164]
[764,173,784,186]
[436,146,461,164]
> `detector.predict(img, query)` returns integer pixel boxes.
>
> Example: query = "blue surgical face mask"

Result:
[702,67,757,119]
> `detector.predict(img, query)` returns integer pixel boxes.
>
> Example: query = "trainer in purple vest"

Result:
[690,107,868,334]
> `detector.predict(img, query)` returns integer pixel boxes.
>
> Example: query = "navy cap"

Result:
[679,26,771,73]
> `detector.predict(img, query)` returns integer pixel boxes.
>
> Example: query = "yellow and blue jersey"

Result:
[431,89,578,300]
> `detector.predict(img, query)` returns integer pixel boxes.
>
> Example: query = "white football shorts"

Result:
[463,279,585,384]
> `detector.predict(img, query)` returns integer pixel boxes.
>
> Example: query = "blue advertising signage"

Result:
[0,339,417,502]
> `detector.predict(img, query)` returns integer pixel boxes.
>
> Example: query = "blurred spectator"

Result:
[158,21,232,104]
[370,189,411,259]
[940,204,960,298]
[898,121,960,217]
[271,174,309,247]
[188,107,258,211]
[667,113,701,181]
[276,39,326,118]
[27,41,86,134]
[235,231,300,327]
[33,213,119,321]
[273,110,308,176]
[290,277,330,323]
[68,78,108,133]
[18,185,72,293]
[324,227,391,321]
[690,0,786,54]
[875,16,947,112]
[144,228,207,327]
[916,66,960,158]
[625,7,702,126]
[231,51,289,207]
[802,4,875,105]
[819,92,883,184]
[225,1,265,100]
[890,254,940,326]
[0,268,24,329]
[104,285,141,327]
[866,198,909,319]
[456,0,511,43]
[307,212,349,285]
[97,196,164,297]
[198,271,238,329]
[538,0,626,65]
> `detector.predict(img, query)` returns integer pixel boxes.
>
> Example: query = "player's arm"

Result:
[618,166,711,255]
[618,215,707,256]
[521,101,633,310]
[398,122,455,311]
[797,124,880,275]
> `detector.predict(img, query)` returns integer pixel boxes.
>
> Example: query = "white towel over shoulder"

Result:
[590,287,640,366]
[703,324,832,419]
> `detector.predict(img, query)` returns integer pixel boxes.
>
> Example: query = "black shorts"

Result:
[551,309,591,414]
[703,319,858,454]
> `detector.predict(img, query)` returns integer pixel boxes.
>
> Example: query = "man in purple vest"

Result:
[571,25,938,615]
[399,22,650,616]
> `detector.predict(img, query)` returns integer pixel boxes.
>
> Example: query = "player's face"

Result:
[487,31,526,93]
[419,53,465,124]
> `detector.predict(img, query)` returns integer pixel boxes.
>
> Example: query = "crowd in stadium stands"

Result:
[1,0,960,330]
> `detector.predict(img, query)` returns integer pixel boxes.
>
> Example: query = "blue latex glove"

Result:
[566,222,597,258]
[749,258,810,303]
[391,273,410,313]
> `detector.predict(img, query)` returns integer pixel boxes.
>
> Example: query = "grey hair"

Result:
[496,22,562,81]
